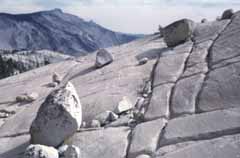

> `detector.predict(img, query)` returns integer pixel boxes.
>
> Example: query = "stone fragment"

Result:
[94,111,118,125]
[64,145,81,158]
[52,72,62,84]
[161,107,240,146]
[23,144,59,158]
[47,82,58,88]
[90,119,101,128]
[138,57,149,65]
[163,19,195,47]
[115,96,134,114]
[58,145,68,157]
[95,49,113,68]
[0,112,9,118]
[105,115,132,128]
[221,9,234,20]
[30,82,82,147]
[128,118,167,158]
[16,92,39,103]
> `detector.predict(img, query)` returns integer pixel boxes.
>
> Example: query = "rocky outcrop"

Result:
[221,9,234,20]
[30,82,82,147]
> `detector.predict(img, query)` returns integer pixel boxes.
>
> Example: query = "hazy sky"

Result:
[0,0,240,34]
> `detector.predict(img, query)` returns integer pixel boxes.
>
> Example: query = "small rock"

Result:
[81,121,87,128]
[95,111,118,125]
[95,49,113,68]
[221,9,234,20]
[105,115,132,128]
[23,144,59,158]
[0,113,9,118]
[115,97,134,114]
[64,145,81,158]
[47,82,58,88]
[201,18,207,23]
[16,92,39,103]
[52,72,62,84]
[128,119,137,128]
[216,16,221,21]
[135,97,145,109]
[163,19,195,47]
[58,145,68,157]
[138,57,149,65]
[30,82,82,147]
[27,92,39,102]
[90,120,101,128]
[136,154,152,158]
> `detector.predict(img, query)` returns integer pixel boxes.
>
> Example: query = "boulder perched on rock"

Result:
[95,111,118,125]
[23,144,59,158]
[115,96,134,114]
[221,9,234,20]
[95,49,113,68]
[30,82,82,147]
[162,19,195,47]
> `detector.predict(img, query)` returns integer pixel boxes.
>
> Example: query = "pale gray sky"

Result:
[0,0,240,34]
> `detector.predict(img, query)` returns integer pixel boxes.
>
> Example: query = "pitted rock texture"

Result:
[30,82,82,147]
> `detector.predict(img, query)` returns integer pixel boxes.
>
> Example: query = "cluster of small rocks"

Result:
[83,96,142,129]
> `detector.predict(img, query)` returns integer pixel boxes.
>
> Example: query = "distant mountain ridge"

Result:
[0,9,141,56]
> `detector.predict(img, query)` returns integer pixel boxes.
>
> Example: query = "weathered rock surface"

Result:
[128,119,166,158]
[170,74,205,117]
[95,49,113,68]
[156,134,240,158]
[23,144,59,158]
[30,82,82,147]
[0,135,30,158]
[65,127,130,158]
[161,107,240,146]
[145,84,173,120]
[163,19,195,47]
[115,96,134,114]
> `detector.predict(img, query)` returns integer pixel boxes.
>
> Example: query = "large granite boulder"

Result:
[221,9,234,20]
[162,19,195,47]
[23,144,59,158]
[95,49,113,68]
[30,82,82,147]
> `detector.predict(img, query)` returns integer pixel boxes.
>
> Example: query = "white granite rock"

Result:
[30,82,82,147]
[23,144,59,158]
[115,97,134,114]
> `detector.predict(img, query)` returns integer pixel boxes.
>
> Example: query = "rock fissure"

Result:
[195,18,234,113]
